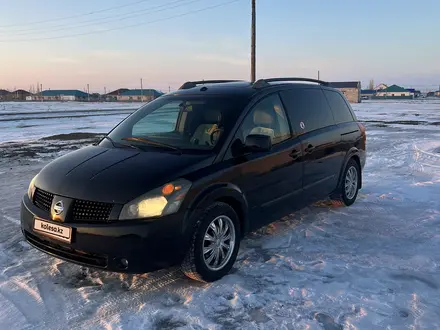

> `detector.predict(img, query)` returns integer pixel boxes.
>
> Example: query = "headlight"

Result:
[119,179,192,220]
[27,176,36,200]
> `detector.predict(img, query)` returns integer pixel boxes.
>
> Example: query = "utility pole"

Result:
[140,78,143,102]
[318,70,320,80]
[87,84,90,101]
[251,0,256,82]
[168,86,171,93]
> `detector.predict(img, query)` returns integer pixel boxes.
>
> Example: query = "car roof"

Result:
[166,79,333,99]
[167,81,257,98]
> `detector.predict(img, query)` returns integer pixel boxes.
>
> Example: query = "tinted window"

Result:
[237,93,291,145]
[279,88,334,134]
[106,95,247,151]
[323,90,355,124]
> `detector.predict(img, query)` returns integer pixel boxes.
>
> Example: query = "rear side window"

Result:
[279,88,334,134]
[323,90,355,124]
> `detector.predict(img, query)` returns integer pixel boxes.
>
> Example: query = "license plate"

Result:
[33,218,72,243]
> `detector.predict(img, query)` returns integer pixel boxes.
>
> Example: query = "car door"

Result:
[223,93,304,230]
[322,88,361,171]
[279,87,340,203]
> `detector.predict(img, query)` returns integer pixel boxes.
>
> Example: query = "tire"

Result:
[330,158,361,206]
[181,202,241,283]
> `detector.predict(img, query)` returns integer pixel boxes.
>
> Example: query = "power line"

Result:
[1,0,194,36]
[0,0,241,43]
[0,0,154,28]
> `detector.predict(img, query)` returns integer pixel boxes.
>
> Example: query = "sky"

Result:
[0,0,439,93]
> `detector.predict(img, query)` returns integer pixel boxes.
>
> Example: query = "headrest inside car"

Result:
[203,110,222,123]
[253,109,274,126]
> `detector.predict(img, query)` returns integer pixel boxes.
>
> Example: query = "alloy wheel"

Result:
[345,166,358,200]
[202,215,236,271]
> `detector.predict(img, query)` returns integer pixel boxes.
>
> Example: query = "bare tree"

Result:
[368,79,375,90]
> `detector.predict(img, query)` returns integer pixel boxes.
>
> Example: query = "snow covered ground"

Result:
[0,101,140,143]
[0,100,440,329]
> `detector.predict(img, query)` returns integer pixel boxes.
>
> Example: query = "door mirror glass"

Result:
[244,134,272,152]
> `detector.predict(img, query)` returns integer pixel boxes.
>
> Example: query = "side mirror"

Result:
[244,134,272,152]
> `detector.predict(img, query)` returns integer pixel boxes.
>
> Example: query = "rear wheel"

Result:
[330,158,360,206]
[181,202,241,282]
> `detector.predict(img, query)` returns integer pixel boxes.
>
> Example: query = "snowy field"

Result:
[0,100,440,329]
[0,101,140,143]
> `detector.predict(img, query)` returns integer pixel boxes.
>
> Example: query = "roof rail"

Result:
[179,80,245,90]
[252,77,329,88]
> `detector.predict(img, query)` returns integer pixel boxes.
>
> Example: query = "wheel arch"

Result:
[185,183,249,239]
[337,149,362,190]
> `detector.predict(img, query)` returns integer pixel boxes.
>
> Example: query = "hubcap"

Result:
[345,166,358,200]
[202,215,236,271]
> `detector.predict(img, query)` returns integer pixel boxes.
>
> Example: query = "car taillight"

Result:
[358,122,366,145]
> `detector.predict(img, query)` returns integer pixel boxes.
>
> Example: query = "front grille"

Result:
[24,231,108,268]
[72,199,113,222]
[33,188,54,212]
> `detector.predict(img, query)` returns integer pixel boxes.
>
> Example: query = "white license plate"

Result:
[33,218,72,243]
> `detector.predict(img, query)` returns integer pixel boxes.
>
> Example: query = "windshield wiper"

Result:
[102,135,142,151]
[121,137,182,154]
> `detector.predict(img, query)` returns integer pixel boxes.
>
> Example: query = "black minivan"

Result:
[21,78,366,282]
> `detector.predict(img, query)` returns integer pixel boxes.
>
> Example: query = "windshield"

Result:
[103,95,247,152]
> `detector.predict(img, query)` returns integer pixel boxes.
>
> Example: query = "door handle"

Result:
[289,149,301,160]
[304,144,315,153]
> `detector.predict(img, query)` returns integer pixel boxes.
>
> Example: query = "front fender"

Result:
[183,183,249,240]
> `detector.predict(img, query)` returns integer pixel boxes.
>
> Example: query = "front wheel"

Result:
[331,158,361,206]
[181,202,241,282]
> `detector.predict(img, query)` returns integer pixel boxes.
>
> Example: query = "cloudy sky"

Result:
[1,0,439,93]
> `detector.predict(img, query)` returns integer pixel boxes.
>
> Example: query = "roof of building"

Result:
[106,88,129,96]
[361,89,376,95]
[41,90,89,97]
[329,81,360,89]
[0,89,9,95]
[13,89,32,95]
[380,84,408,93]
[120,89,164,97]
[406,88,421,93]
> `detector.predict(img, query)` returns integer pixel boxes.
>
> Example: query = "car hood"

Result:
[34,145,214,204]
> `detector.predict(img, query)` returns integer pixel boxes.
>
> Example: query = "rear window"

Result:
[323,90,355,124]
[279,88,335,134]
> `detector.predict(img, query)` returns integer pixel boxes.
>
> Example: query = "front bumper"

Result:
[20,194,187,273]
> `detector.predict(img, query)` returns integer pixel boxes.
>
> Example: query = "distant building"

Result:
[117,89,163,102]
[329,81,361,103]
[361,89,376,100]
[26,95,40,101]
[373,85,414,99]
[406,88,421,98]
[375,83,388,91]
[105,88,129,101]
[10,90,32,101]
[40,90,89,101]
[0,89,9,101]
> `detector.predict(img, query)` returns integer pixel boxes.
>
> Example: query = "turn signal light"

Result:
[162,183,175,196]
